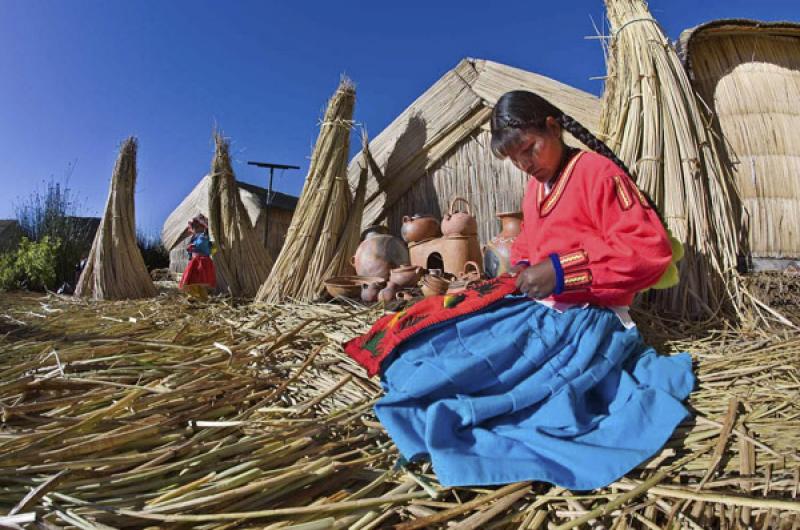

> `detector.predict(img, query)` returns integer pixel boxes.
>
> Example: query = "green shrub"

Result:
[14,175,95,285]
[0,236,59,292]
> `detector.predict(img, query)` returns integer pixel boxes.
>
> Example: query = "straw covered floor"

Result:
[1,288,799,529]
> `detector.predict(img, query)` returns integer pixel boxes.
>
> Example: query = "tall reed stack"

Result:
[257,77,359,303]
[75,137,155,300]
[600,0,745,320]
[207,131,273,298]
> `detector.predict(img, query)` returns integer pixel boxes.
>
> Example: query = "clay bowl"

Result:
[325,276,384,300]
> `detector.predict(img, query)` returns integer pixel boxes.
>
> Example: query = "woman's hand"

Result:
[515,259,556,299]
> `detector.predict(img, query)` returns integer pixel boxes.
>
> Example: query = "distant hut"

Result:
[678,20,800,268]
[67,216,102,250]
[0,217,99,255]
[0,220,23,254]
[161,176,297,279]
[347,58,601,244]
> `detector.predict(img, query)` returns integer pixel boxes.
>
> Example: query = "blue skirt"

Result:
[375,297,694,490]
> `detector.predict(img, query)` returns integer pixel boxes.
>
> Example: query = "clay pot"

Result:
[325,276,372,299]
[401,214,441,243]
[447,279,476,295]
[460,261,482,281]
[352,228,410,279]
[483,211,523,278]
[389,265,424,288]
[360,278,387,304]
[421,274,449,297]
[441,197,478,236]
[378,282,398,303]
[395,290,415,302]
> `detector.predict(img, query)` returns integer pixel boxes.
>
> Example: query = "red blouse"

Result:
[511,150,672,307]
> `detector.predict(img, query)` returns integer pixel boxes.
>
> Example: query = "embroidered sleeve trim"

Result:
[558,250,589,271]
[538,151,585,217]
[613,175,633,211]
[563,269,593,291]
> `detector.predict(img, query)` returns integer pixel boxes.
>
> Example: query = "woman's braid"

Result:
[557,113,633,177]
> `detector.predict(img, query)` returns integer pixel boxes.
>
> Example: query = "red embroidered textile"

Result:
[511,151,671,306]
[344,276,518,376]
[179,256,217,289]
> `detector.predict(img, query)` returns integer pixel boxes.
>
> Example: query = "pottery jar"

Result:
[421,274,449,297]
[483,211,523,278]
[378,282,398,303]
[395,290,415,302]
[352,227,410,279]
[389,265,423,288]
[400,214,441,243]
[460,260,482,281]
[360,278,386,304]
[441,197,478,236]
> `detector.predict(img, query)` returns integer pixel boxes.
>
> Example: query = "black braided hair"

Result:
[556,113,631,176]
[491,90,663,217]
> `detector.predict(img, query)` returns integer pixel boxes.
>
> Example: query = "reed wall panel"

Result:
[689,32,800,258]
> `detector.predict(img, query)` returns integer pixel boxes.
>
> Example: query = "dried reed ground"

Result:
[0,288,798,529]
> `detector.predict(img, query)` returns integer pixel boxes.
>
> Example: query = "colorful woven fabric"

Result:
[344,276,518,376]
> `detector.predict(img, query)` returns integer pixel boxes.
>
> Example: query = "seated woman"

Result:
[346,90,693,490]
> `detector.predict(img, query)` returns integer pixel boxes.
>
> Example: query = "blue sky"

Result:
[1,0,797,235]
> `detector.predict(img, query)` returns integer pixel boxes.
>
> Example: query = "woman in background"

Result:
[179,214,216,301]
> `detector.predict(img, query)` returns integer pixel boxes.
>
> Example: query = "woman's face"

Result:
[505,117,565,183]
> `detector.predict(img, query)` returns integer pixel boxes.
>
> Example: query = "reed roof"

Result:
[347,58,602,228]
[161,177,297,251]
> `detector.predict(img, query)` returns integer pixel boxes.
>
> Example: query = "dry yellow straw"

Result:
[207,130,273,298]
[257,77,357,303]
[600,0,746,321]
[75,137,156,300]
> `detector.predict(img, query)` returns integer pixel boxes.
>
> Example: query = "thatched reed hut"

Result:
[347,58,601,245]
[161,177,297,278]
[678,20,800,268]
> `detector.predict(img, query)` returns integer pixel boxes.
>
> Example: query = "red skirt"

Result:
[179,256,217,289]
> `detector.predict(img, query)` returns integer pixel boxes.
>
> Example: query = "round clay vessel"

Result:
[378,282,398,303]
[352,231,410,279]
[483,211,523,278]
[389,265,423,287]
[421,274,449,297]
[461,260,482,281]
[395,290,414,302]
[400,214,441,243]
[441,197,478,236]
[360,278,387,303]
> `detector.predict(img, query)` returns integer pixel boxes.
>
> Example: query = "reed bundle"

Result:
[1,286,799,529]
[74,138,156,300]
[257,78,358,303]
[599,0,745,321]
[207,131,273,298]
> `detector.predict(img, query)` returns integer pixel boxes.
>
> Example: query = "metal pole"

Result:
[265,166,275,247]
